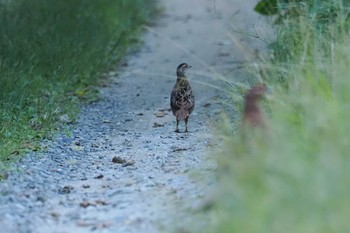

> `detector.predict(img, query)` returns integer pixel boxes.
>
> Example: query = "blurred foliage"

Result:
[256,0,350,68]
[205,0,350,233]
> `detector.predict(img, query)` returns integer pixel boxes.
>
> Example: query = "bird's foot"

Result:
[175,129,180,133]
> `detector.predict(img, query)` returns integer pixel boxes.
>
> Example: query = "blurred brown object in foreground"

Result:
[242,84,267,128]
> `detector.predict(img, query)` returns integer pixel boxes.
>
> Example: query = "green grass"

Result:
[210,0,350,232]
[0,0,156,174]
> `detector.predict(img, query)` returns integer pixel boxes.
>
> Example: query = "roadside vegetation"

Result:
[213,0,350,232]
[0,0,156,175]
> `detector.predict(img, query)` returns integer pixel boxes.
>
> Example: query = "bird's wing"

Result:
[183,87,195,113]
[170,90,181,114]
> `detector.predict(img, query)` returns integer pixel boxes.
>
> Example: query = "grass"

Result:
[207,0,350,232]
[0,0,156,174]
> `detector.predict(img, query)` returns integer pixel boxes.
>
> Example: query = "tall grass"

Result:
[0,0,156,173]
[211,0,350,232]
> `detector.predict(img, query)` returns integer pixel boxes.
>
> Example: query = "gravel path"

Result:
[0,1,268,232]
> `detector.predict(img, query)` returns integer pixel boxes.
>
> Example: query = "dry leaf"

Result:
[95,200,108,206]
[153,122,164,128]
[112,156,125,164]
[154,111,166,117]
[122,160,135,167]
[80,201,94,208]
[94,174,104,179]
[58,185,74,194]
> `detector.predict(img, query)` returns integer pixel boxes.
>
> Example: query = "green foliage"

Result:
[211,0,350,232]
[255,0,278,15]
[0,0,156,172]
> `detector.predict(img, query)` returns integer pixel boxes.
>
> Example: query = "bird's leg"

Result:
[175,119,180,133]
[184,117,189,132]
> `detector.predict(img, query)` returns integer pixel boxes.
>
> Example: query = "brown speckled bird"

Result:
[242,84,267,128]
[170,63,195,132]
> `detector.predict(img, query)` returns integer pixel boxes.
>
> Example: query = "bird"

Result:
[242,84,267,128]
[170,63,195,133]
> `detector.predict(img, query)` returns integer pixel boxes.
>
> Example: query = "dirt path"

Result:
[0,1,268,232]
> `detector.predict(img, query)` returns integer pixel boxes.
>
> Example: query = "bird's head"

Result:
[245,84,267,102]
[176,63,192,77]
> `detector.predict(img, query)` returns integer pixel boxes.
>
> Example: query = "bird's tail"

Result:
[176,108,189,120]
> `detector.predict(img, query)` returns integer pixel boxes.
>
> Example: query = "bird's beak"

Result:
[187,65,192,69]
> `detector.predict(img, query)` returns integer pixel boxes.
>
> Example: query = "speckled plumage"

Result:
[170,63,195,132]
